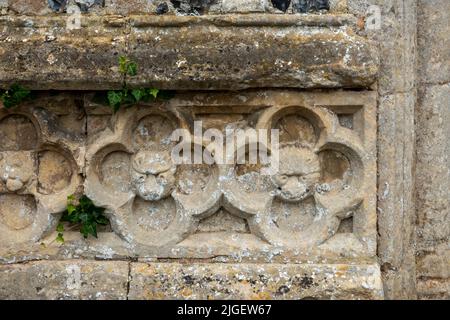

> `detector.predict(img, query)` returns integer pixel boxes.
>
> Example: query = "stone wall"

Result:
[0,0,448,300]
[415,0,450,300]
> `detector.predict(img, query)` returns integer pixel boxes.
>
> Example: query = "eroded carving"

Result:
[0,108,82,245]
[85,92,376,253]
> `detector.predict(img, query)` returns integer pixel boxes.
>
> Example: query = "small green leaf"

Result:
[67,203,76,215]
[149,88,159,99]
[131,89,145,102]
[107,90,123,112]
[96,215,109,225]
[1,84,31,109]
[118,56,129,75]
[56,223,65,233]
[127,62,138,77]
[56,233,65,244]
[61,195,108,240]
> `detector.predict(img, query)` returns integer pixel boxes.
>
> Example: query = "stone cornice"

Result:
[0,14,378,90]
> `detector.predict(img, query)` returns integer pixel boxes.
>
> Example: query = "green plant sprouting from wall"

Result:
[1,58,173,112]
[0,84,31,109]
[55,195,109,244]
[106,56,173,112]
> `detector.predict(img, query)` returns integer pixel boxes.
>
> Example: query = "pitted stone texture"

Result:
[84,90,377,259]
[0,15,378,90]
[0,100,84,245]
[418,0,450,85]
[0,260,129,299]
[105,0,159,15]
[416,84,450,247]
[7,0,52,15]
[222,0,268,13]
[2,0,347,15]
[416,0,450,300]
[129,262,384,300]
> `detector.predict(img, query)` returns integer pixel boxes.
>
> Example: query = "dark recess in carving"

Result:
[293,0,329,13]
[271,0,292,13]
[156,2,169,15]
[170,0,217,15]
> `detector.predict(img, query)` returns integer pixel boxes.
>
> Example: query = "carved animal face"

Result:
[0,152,34,192]
[271,146,320,202]
[131,149,176,201]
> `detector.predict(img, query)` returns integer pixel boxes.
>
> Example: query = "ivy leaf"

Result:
[1,84,31,109]
[107,90,123,112]
[78,212,90,224]
[96,215,109,225]
[131,89,145,102]
[127,62,138,77]
[81,223,97,239]
[58,195,108,242]
[56,233,65,244]
[149,88,159,99]
[118,56,129,75]
[67,203,76,215]
[56,223,65,233]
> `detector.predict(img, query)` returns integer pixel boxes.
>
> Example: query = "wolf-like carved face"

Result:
[271,146,320,202]
[131,149,176,201]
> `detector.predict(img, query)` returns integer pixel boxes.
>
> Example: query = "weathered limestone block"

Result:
[416,84,450,247]
[129,262,383,299]
[0,90,380,299]
[84,91,377,262]
[0,15,378,90]
[0,260,129,299]
[0,101,84,245]
[7,0,53,15]
[222,0,268,13]
[415,0,450,300]
[104,0,159,15]
[418,0,450,85]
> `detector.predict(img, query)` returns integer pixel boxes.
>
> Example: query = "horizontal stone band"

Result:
[0,15,378,90]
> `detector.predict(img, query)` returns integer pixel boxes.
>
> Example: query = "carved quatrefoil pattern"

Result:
[0,107,82,245]
[85,99,373,250]
[0,92,375,253]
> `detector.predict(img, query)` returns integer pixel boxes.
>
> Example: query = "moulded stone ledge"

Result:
[129,262,384,300]
[0,260,384,300]
[0,14,378,90]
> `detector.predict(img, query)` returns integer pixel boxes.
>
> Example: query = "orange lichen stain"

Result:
[335,265,349,277]
[144,289,166,300]
[357,17,366,30]
[251,291,272,300]
[181,287,193,298]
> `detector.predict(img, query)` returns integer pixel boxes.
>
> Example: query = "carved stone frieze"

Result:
[85,90,377,256]
[0,105,83,245]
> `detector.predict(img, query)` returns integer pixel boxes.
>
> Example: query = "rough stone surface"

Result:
[0,260,129,299]
[129,262,384,300]
[0,0,449,300]
[0,15,378,90]
[0,103,84,245]
[416,0,450,300]
[0,90,381,299]
[349,0,419,299]
[83,91,377,255]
